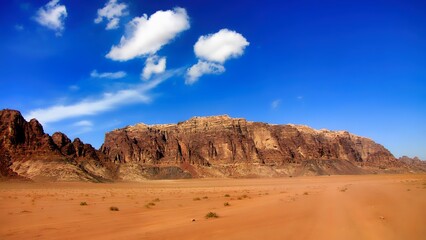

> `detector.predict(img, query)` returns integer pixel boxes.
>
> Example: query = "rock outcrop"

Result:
[0,109,113,181]
[398,156,426,172]
[1,109,421,181]
[101,115,402,178]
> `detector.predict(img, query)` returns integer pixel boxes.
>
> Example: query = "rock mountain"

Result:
[0,109,423,181]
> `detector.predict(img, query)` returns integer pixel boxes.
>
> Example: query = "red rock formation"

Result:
[0,109,111,181]
[398,156,426,172]
[101,115,402,177]
[1,109,419,181]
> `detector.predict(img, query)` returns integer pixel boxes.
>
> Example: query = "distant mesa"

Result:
[0,109,424,182]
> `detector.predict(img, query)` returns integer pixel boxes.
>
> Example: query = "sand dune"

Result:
[1,174,425,240]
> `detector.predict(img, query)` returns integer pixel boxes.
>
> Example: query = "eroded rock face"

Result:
[0,110,58,160]
[0,109,418,181]
[398,156,426,172]
[0,109,111,181]
[101,115,401,177]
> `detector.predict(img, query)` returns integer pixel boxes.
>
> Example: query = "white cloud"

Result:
[186,29,249,83]
[142,56,166,80]
[106,18,119,30]
[73,120,93,127]
[90,70,127,79]
[194,29,249,63]
[34,0,67,36]
[95,0,128,30]
[186,60,225,85]
[106,7,190,61]
[271,99,281,109]
[26,70,180,124]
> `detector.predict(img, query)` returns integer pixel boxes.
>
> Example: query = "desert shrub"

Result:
[80,202,88,206]
[193,197,201,201]
[203,196,208,199]
[224,194,230,197]
[205,212,219,219]
[153,198,160,202]
[110,206,119,211]
[224,202,230,206]
[145,202,156,208]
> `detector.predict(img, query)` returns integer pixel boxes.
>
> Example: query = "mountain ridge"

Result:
[1,109,424,181]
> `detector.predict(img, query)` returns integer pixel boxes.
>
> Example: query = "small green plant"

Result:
[110,206,119,211]
[80,201,88,206]
[205,212,219,219]
[224,202,230,206]
[224,194,230,197]
[193,197,201,201]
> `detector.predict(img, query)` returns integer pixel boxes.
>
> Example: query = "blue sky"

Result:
[1,0,425,159]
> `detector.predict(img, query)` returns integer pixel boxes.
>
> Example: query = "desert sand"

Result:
[1,174,425,240]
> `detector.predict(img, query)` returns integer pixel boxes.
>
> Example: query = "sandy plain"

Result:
[0,174,425,240]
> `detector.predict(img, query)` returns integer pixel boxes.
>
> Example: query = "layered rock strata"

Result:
[101,115,401,178]
[1,109,418,181]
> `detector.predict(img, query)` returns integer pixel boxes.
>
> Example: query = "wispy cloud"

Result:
[34,0,67,36]
[72,120,94,134]
[271,99,281,109]
[26,70,181,124]
[15,24,24,31]
[73,120,93,127]
[69,85,79,91]
[95,0,128,30]
[142,55,166,80]
[106,7,190,61]
[90,70,127,79]
[186,60,225,85]
[186,29,249,83]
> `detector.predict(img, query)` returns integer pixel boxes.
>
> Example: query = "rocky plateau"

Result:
[0,109,424,181]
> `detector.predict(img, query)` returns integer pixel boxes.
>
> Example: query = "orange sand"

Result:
[1,174,425,240]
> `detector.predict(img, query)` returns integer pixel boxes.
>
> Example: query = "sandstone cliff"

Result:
[101,115,402,178]
[0,109,113,181]
[1,109,418,181]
